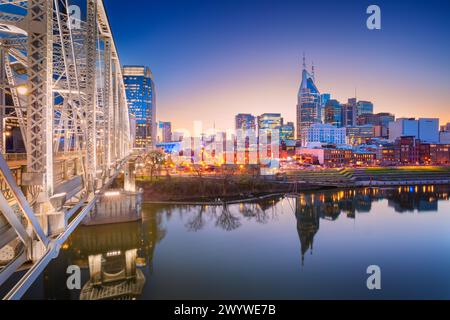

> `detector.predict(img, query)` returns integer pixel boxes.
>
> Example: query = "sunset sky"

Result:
[105,0,450,132]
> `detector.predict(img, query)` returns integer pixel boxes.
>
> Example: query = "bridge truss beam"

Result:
[0,0,132,299]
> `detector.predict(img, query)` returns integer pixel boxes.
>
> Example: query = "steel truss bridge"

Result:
[0,0,133,299]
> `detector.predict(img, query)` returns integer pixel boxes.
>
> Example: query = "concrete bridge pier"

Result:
[124,160,136,193]
[88,249,138,285]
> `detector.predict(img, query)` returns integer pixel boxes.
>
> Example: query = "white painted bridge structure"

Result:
[0,0,134,299]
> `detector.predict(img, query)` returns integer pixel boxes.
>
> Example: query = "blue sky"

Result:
[104,0,450,131]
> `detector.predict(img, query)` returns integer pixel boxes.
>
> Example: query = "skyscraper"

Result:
[258,113,283,131]
[418,118,439,143]
[324,99,343,127]
[389,118,439,143]
[158,121,172,143]
[342,99,357,127]
[358,112,395,138]
[279,122,295,143]
[346,125,375,145]
[235,114,256,131]
[123,66,156,149]
[357,101,374,116]
[389,118,419,141]
[320,93,331,123]
[297,55,321,144]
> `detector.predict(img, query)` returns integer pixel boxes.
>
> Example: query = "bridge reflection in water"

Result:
[31,201,166,300]
[22,185,450,300]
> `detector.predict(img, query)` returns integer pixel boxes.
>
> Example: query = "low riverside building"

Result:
[430,144,450,164]
[381,144,396,164]
[421,143,450,165]
[297,146,353,166]
[394,136,420,164]
[353,151,377,165]
[390,136,450,165]
[301,123,346,146]
[296,136,450,167]
[346,125,375,146]
[280,139,297,158]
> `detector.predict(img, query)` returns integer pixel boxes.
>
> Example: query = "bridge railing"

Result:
[2,154,27,162]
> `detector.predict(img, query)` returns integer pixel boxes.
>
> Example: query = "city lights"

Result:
[16,85,28,96]
[1,0,450,306]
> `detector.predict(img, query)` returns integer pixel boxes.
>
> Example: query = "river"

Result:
[19,185,450,299]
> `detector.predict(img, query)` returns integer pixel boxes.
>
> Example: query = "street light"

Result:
[16,85,29,96]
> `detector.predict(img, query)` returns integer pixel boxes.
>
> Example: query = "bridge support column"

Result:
[88,254,103,285]
[124,160,136,193]
[0,47,5,153]
[125,249,137,279]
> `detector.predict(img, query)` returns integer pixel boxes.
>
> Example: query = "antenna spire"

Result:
[312,61,315,80]
[302,52,306,69]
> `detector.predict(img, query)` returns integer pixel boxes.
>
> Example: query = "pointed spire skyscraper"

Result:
[296,55,321,143]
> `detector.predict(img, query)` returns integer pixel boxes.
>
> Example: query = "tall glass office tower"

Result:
[296,56,321,143]
[258,113,283,131]
[235,114,256,131]
[325,99,343,127]
[123,66,156,149]
[357,101,374,116]
[320,93,331,123]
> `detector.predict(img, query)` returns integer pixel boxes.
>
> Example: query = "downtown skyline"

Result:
[2,0,450,304]
[104,0,450,132]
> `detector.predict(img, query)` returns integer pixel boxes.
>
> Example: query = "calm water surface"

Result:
[21,186,450,299]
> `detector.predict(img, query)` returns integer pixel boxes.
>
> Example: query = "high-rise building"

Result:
[235,114,256,131]
[357,101,374,116]
[297,56,321,143]
[358,112,394,138]
[172,131,185,142]
[375,113,395,138]
[258,113,283,131]
[346,125,375,146]
[389,118,439,143]
[342,99,357,127]
[441,123,450,132]
[320,93,331,123]
[279,122,295,143]
[389,118,418,141]
[419,118,439,143]
[439,131,450,144]
[440,123,450,144]
[123,65,156,149]
[324,99,343,127]
[378,113,395,137]
[158,121,172,143]
[301,123,346,146]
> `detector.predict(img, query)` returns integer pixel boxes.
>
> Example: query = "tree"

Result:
[185,206,206,232]
[192,164,206,194]
[163,156,175,178]
[219,164,238,196]
[146,150,166,181]
[216,205,241,231]
[248,164,260,193]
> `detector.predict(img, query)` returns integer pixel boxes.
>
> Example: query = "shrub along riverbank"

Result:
[135,176,297,202]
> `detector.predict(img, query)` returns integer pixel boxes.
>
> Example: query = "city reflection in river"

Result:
[23,185,450,300]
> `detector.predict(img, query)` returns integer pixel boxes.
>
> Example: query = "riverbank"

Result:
[142,192,288,205]
[133,176,320,203]
[123,166,450,205]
